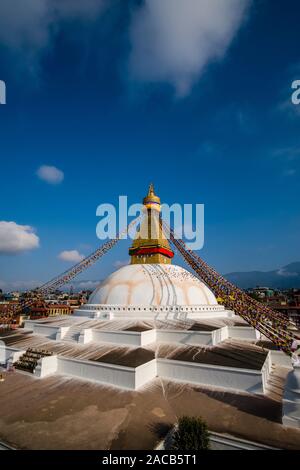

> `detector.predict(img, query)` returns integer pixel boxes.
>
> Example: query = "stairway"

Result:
[62,324,84,343]
[14,348,52,373]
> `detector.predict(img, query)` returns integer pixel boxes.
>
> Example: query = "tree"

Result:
[170,416,210,450]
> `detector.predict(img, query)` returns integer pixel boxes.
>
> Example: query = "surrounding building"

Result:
[247,287,300,325]
[29,302,72,319]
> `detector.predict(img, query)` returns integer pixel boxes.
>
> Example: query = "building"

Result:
[29,301,72,319]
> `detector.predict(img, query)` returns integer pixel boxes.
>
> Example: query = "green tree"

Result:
[170,416,210,450]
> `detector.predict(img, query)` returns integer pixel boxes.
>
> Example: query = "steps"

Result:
[14,348,52,374]
[62,325,85,343]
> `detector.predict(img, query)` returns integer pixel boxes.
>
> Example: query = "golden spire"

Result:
[143,183,161,210]
[148,183,155,196]
[129,184,174,265]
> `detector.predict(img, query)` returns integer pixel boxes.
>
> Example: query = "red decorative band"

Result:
[129,247,174,258]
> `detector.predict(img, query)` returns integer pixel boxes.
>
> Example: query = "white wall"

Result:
[0,346,25,365]
[34,355,58,378]
[91,329,156,347]
[27,323,60,339]
[73,303,235,321]
[74,309,113,320]
[227,326,257,341]
[282,367,300,429]
[212,326,228,345]
[135,359,157,388]
[78,328,93,344]
[156,329,213,346]
[56,355,157,390]
[56,326,70,340]
[270,350,293,368]
[57,356,137,390]
[261,352,272,393]
[141,329,157,346]
[157,358,263,394]
[3,344,270,394]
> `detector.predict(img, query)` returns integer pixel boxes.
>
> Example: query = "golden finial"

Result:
[143,183,161,208]
[148,183,155,196]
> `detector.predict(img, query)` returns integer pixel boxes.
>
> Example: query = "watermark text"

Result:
[291,80,300,105]
[96,196,205,250]
[0,80,6,105]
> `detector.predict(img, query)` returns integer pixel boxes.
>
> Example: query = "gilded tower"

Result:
[129,184,174,265]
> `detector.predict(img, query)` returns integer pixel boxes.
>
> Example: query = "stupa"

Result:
[76,184,234,320]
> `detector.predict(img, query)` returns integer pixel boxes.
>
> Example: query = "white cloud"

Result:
[113,260,129,268]
[129,0,251,96]
[273,147,300,161]
[283,169,296,177]
[74,280,99,290]
[58,250,85,263]
[0,0,49,50]
[36,165,64,184]
[0,0,106,73]
[277,268,298,277]
[278,98,300,119]
[0,221,39,254]
[0,279,40,291]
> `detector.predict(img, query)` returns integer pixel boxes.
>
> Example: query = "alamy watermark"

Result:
[96,196,205,250]
[291,80,300,105]
[0,80,6,105]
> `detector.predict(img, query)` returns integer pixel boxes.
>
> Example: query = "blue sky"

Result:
[0,0,300,291]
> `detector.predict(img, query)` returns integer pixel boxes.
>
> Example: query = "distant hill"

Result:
[224,262,300,289]
[62,280,100,292]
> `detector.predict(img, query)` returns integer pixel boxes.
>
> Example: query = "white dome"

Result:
[88,263,218,306]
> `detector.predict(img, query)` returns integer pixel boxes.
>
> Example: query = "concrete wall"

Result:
[24,322,60,339]
[57,356,137,390]
[34,355,58,378]
[227,326,257,341]
[157,358,263,394]
[270,350,293,368]
[212,326,228,345]
[261,352,272,393]
[73,303,234,321]
[0,345,25,366]
[78,328,93,344]
[156,329,213,346]
[73,309,113,320]
[91,329,156,347]
[2,343,269,394]
[56,326,70,340]
[37,355,157,389]
[135,359,157,388]
[282,367,300,428]
[156,428,279,450]
[26,323,73,341]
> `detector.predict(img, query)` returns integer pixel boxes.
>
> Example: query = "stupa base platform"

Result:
[0,316,292,394]
[1,369,300,450]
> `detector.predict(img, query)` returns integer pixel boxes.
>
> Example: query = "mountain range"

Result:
[224,262,300,289]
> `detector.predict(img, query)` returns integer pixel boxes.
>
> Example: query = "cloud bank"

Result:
[58,250,85,263]
[0,1,252,96]
[129,0,251,96]
[0,0,106,74]
[0,221,39,254]
[0,279,40,292]
[36,165,64,184]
